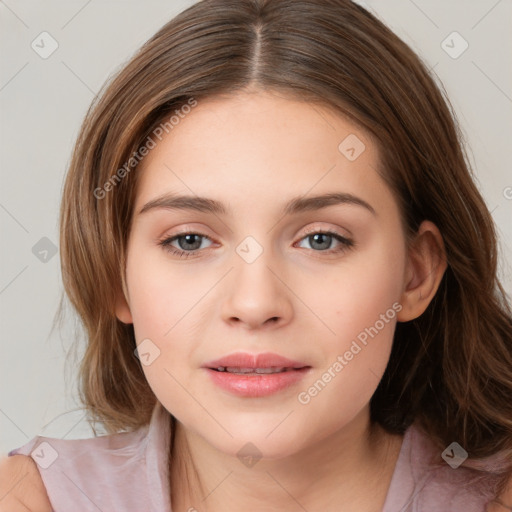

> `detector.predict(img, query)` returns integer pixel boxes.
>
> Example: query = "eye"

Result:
[295,229,354,254]
[158,228,354,259]
[158,232,213,258]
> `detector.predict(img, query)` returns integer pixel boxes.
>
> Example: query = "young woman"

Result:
[2,1,512,510]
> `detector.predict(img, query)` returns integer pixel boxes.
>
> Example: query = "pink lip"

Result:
[202,351,307,370]
[202,352,311,398]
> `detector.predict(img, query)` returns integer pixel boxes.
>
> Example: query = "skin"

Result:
[1,89,511,511]
[115,89,448,512]
[0,455,52,512]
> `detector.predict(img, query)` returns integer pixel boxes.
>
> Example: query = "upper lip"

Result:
[202,352,309,369]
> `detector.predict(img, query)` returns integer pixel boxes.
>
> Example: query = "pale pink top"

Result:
[8,401,502,511]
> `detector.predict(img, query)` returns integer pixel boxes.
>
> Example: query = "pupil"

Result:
[310,233,331,250]
[180,234,201,250]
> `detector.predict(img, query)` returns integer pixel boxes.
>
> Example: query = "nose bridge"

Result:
[221,233,293,329]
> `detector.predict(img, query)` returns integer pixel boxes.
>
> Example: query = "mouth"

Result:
[202,351,308,371]
[202,352,311,397]
[210,366,306,375]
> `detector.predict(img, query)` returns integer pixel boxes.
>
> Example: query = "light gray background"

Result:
[1,0,511,456]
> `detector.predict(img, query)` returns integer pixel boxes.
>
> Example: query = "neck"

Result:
[169,408,404,512]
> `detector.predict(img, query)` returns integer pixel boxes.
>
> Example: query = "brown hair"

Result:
[58,0,512,489]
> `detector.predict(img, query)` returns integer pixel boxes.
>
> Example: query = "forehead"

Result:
[133,90,393,218]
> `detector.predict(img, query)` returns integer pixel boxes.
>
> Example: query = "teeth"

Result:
[254,367,286,374]
[227,367,257,373]
[215,366,291,374]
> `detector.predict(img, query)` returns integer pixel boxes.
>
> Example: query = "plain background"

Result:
[1,0,511,456]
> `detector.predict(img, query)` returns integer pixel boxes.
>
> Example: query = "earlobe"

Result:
[397,220,448,322]
[116,295,133,324]
[115,277,133,324]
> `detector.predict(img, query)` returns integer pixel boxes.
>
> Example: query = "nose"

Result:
[221,245,294,331]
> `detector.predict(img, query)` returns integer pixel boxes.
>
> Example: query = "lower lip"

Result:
[204,368,310,397]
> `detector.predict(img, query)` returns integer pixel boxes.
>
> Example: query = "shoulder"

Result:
[6,402,172,512]
[0,453,41,486]
[9,424,150,474]
[392,422,504,511]
[1,451,39,476]
[8,426,149,469]
[6,428,150,511]
[0,454,52,512]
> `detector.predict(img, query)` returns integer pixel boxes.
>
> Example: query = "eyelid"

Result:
[161,223,351,244]
[300,224,351,239]
[158,223,355,258]
[158,225,216,244]
[294,226,354,252]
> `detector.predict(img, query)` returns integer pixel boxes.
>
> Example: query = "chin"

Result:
[203,417,310,461]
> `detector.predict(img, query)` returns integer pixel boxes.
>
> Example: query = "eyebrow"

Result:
[138,192,376,217]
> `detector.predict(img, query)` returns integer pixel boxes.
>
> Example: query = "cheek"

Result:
[314,235,405,349]
[128,277,193,414]
[124,248,209,408]
[295,238,405,412]
[125,246,204,339]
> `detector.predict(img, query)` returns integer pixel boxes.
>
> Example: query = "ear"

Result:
[115,275,133,324]
[397,220,448,322]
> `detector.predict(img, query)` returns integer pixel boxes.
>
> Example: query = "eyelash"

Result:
[157,228,354,259]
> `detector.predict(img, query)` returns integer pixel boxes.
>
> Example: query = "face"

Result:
[118,90,411,459]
